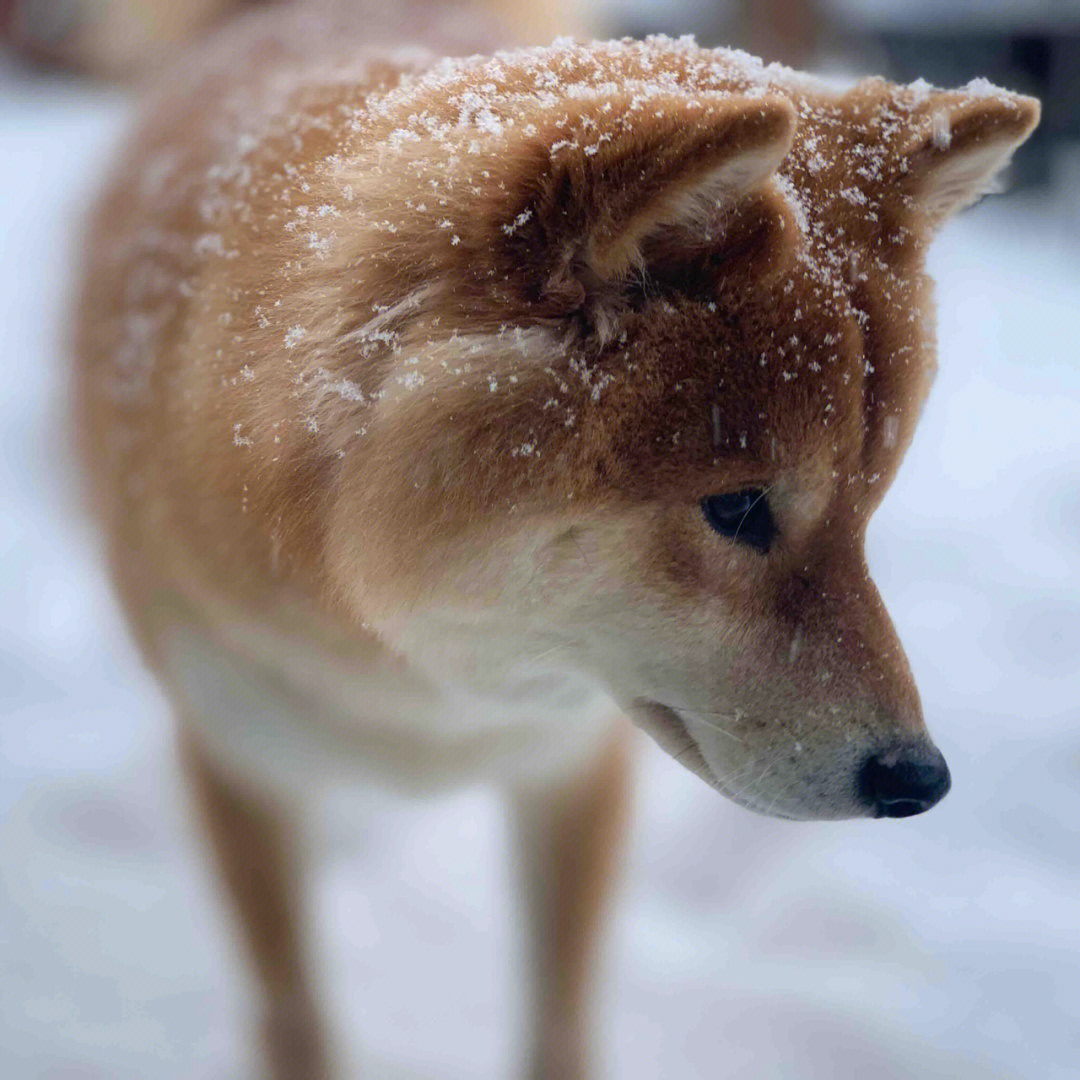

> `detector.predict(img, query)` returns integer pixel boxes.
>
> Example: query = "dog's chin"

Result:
[628,698,810,821]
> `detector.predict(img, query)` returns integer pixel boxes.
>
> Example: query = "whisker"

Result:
[760,763,796,818]
[526,641,572,665]
[651,701,746,743]
[690,714,746,744]
[731,482,774,548]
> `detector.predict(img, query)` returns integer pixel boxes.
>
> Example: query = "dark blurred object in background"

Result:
[0,0,256,78]
[834,1,1080,188]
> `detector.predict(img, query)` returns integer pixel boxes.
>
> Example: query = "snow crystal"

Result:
[838,186,867,206]
[908,77,934,105]
[963,75,1013,101]
[194,233,226,257]
[931,111,952,150]
[388,127,421,150]
[306,231,335,253]
[882,415,900,448]
[502,208,533,236]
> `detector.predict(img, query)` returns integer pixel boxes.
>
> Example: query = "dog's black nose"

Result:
[859,744,951,818]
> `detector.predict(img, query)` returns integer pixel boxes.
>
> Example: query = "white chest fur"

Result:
[158,603,615,801]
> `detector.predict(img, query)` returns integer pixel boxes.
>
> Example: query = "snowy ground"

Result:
[2,53,1079,1080]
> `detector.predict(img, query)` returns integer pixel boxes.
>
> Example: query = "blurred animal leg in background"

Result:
[511,720,636,1080]
[178,726,332,1080]
[2,0,250,78]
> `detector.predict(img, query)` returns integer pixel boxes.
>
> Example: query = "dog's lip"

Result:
[632,697,750,806]
[633,697,805,820]
[630,698,711,774]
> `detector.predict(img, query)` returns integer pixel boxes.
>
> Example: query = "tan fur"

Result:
[514,719,636,1078]
[178,727,332,1079]
[73,7,1039,1075]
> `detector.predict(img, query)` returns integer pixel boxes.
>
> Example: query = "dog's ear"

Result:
[495,92,796,295]
[897,92,1040,226]
[334,90,795,338]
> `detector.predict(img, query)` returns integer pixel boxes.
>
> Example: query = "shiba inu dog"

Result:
[73,1,1039,1075]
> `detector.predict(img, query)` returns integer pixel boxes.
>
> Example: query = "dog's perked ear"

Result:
[488,92,796,312]
[337,86,796,340]
[897,91,1040,227]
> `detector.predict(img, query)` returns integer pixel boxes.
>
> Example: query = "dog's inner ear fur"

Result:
[499,93,796,316]
[898,93,1040,225]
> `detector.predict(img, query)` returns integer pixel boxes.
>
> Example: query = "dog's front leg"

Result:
[178,726,332,1080]
[510,720,636,1079]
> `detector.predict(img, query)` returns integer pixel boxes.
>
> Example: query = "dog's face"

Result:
[303,43,1038,818]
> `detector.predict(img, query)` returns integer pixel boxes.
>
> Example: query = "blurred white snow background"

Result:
[2,34,1080,1080]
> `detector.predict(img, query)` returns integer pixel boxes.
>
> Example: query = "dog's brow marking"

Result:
[711,403,722,449]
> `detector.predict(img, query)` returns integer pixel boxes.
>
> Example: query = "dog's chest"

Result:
[158,605,615,799]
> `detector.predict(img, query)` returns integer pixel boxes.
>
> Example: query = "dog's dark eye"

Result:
[701,489,776,554]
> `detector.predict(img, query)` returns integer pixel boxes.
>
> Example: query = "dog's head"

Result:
[281,41,1037,818]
